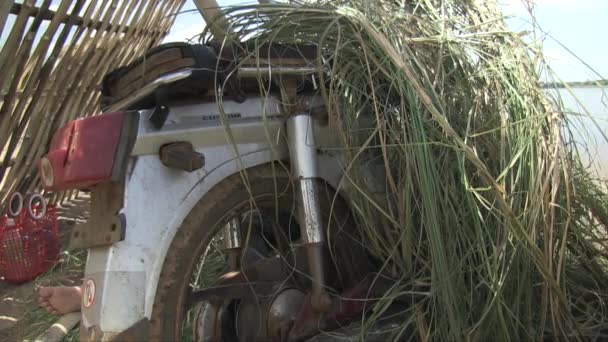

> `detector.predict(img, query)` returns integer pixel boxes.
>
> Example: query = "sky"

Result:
[164,0,608,82]
[502,0,607,81]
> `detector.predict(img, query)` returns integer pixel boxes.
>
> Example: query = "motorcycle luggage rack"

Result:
[107,66,319,113]
[102,41,320,111]
[107,69,194,112]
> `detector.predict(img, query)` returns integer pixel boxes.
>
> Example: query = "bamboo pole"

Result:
[8,2,166,35]
[193,0,230,39]
[0,1,13,38]
[3,0,76,194]
[0,0,56,183]
[0,0,35,87]
[0,0,36,133]
[34,313,80,342]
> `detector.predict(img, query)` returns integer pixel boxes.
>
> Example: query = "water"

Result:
[551,87,608,178]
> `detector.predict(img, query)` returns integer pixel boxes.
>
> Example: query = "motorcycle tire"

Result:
[149,163,369,341]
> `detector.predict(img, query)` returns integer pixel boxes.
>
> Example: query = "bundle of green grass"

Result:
[205,0,608,340]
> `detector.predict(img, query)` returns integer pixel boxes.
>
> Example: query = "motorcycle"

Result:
[38,24,398,342]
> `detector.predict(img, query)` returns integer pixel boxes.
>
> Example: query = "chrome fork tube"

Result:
[223,217,242,270]
[286,114,332,311]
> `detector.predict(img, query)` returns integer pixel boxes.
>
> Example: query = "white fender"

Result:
[80,143,346,338]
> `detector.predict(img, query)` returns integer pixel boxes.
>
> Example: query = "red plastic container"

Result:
[0,205,60,283]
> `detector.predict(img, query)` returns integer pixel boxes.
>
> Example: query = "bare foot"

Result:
[38,286,82,315]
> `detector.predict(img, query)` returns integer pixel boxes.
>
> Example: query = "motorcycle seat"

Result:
[101,42,318,110]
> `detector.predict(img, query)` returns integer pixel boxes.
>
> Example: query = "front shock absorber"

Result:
[286,113,332,312]
[223,217,242,270]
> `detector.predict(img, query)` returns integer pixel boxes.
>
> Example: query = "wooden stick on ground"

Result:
[34,312,81,342]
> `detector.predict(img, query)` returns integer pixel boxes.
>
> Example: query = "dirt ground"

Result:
[0,195,89,341]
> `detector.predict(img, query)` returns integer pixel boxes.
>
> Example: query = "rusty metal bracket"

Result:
[188,282,278,309]
[69,182,125,249]
[70,112,135,249]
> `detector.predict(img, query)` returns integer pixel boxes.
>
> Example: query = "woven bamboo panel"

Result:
[0,0,186,204]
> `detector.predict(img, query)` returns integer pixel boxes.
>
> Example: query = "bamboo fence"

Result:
[0,0,186,204]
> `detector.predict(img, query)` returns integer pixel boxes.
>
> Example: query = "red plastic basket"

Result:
[0,205,60,283]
